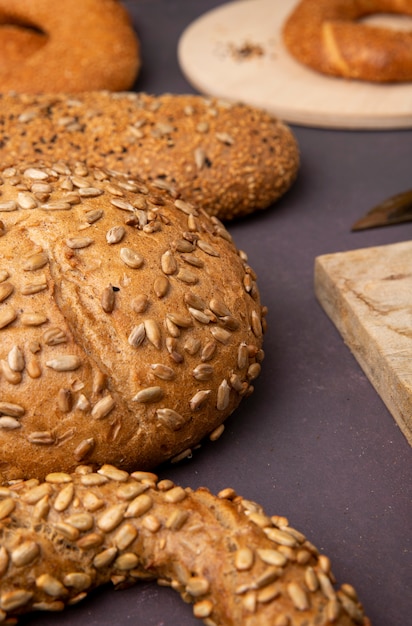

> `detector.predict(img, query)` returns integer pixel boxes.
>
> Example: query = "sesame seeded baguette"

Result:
[0,464,371,625]
[0,160,265,484]
[0,91,299,221]
[0,0,140,93]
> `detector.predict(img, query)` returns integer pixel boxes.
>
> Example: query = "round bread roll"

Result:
[0,91,299,221]
[0,0,140,93]
[0,160,265,484]
[0,464,371,625]
[282,0,412,83]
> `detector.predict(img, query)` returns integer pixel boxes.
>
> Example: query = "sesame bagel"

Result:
[0,0,140,93]
[282,0,412,82]
[0,465,371,626]
[0,91,299,221]
[0,160,265,484]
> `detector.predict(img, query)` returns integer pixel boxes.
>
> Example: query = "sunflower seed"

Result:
[11,541,40,566]
[106,226,125,244]
[46,355,81,371]
[22,251,48,271]
[216,379,230,410]
[0,200,17,212]
[0,589,34,611]
[17,192,38,210]
[21,276,47,294]
[151,364,176,381]
[85,209,104,223]
[144,319,162,349]
[161,250,177,275]
[197,240,220,257]
[91,395,115,420]
[0,497,15,520]
[101,286,115,313]
[235,548,254,571]
[97,503,127,532]
[42,327,66,346]
[193,364,214,381]
[190,390,211,411]
[210,327,231,344]
[65,237,94,249]
[287,582,309,611]
[176,269,198,285]
[41,200,71,211]
[36,573,67,598]
[184,292,206,310]
[120,247,144,269]
[8,346,24,371]
[0,306,17,329]
[27,431,55,445]
[156,408,187,430]
[128,323,146,347]
[132,387,163,403]
[154,275,169,297]
[0,402,25,417]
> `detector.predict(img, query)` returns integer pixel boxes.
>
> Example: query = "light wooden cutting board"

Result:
[178,0,412,129]
[315,241,412,446]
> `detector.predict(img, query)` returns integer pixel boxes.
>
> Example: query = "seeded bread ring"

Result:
[0,159,265,484]
[0,0,140,93]
[282,0,412,82]
[0,464,371,626]
[0,91,299,221]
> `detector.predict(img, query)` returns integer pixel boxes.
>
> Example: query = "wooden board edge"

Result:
[314,254,412,447]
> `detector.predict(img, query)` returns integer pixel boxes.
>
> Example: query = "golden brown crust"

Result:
[0,91,299,221]
[0,160,265,483]
[0,0,140,92]
[282,0,412,83]
[0,465,371,626]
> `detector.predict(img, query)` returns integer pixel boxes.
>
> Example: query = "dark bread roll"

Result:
[0,160,265,483]
[0,464,371,625]
[0,91,299,221]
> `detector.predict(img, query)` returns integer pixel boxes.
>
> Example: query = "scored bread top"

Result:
[0,160,265,483]
[0,91,299,220]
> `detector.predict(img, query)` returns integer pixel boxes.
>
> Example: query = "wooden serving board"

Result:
[178,0,412,129]
[315,241,412,446]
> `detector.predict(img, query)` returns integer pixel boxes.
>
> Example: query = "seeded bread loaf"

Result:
[0,464,371,625]
[0,0,140,92]
[0,91,299,221]
[0,160,265,484]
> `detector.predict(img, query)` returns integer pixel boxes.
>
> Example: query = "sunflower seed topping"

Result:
[91,396,115,420]
[0,200,17,212]
[65,237,94,249]
[190,390,211,411]
[23,251,48,271]
[287,582,309,611]
[151,364,176,381]
[0,282,14,302]
[120,247,144,269]
[128,323,146,347]
[0,306,17,329]
[156,408,187,430]
[46,355,81,371]
[132,387,164,403]
[193,364,214,381]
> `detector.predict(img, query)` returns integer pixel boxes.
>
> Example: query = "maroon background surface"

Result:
[19,2,412,625]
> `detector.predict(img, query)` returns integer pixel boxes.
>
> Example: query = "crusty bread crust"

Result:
[0,464,371,626]
[0,160,265,483]
[0,91,299,221]
[0,0,140,92]
[282,0,412,83]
